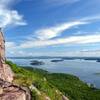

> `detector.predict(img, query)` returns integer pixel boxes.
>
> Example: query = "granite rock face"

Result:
[0,29,31,100]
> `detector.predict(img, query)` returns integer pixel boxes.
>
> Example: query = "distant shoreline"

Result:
[7,56,100,59]
[7,56,100,63]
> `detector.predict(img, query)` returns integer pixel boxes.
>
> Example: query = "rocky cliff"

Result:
[0,30,31,100]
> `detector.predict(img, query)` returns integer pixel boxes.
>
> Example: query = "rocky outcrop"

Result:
[0,79,31,100]
[0,29,31,100]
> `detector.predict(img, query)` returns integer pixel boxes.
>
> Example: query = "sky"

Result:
[0,0,100,57]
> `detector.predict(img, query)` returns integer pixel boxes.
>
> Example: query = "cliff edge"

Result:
[0,29,31,100]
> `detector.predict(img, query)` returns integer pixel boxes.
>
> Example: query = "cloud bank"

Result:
[6,15,100,49]
[19,34,100,48]
[5,14,100,56]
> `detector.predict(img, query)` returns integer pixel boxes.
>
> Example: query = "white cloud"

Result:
[81,15,100,22]
[0,0,27,28]
[35,21,87,40]
[6,34,100,57]
[19,34,100,48]
[58,50,100,57]
[5,41,17,49]
[45,0,80,7]
[35,15,100,40]
[6,44,100,57]
[0,0,14,8]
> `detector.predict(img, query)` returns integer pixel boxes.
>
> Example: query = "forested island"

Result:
[96,59,100,62]
[6,61,100,100]
[30,60,45,65]
[51,59,64,62]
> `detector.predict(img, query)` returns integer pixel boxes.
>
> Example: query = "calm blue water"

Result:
[8,58,100,88]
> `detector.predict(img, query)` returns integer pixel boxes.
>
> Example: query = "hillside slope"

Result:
[6,61,100,100]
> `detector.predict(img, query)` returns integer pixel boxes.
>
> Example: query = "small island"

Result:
[96,59,100,62]
[30,60,44,65]
[51,59,64,62]
[94,73,100,75]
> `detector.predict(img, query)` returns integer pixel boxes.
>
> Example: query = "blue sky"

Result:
[0,0,100,57]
